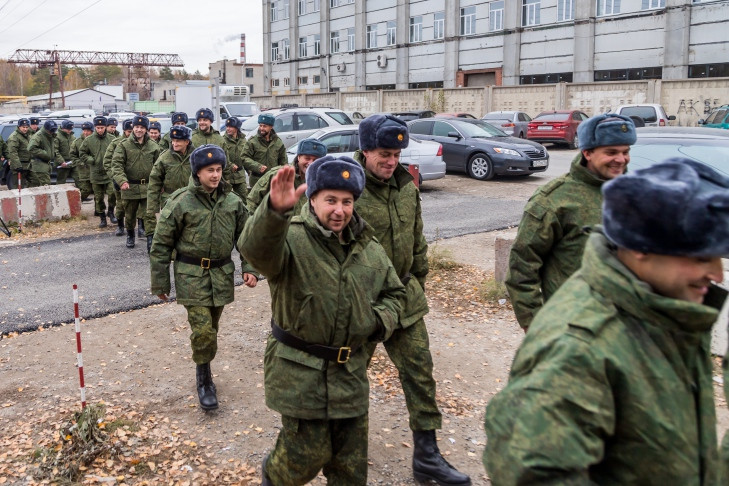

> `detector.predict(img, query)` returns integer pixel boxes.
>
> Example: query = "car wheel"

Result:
[568,133,579,150]
[467,153,494,181]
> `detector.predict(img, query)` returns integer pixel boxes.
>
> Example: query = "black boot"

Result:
[115,216,125,236]
[261,454,272,486]
[146,235,154,254]
[137,218,146,237]
[126,229,135,248]
[412,430,471,486]
[98,213,107,228]
[107,207,118,224]
[196,363,218,411]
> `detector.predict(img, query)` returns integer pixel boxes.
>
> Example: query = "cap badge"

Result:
[621,124,627,132]
[397,134,404,141]
[207,152,213,158]
[342,170,350,179]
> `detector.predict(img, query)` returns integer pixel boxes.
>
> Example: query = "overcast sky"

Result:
[0,0,264,73]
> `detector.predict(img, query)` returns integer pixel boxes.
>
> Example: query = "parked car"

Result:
[435,113,477,119]
[390,110,436,122]
[408,118,549,180]
[613,104,675,127]
[481,111,532,138]
[239,107,354,148]
[284,126,446,184]
[344,111,367,124]
[698,105,729,129]
[527,110,589,149]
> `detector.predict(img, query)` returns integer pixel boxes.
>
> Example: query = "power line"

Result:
[16,0,105,49]
[0,0,50,36]
[0,1,10,14]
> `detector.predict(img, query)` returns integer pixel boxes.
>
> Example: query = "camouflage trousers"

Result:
[28,161,51,187]
[266,414,368,485]
[113,188,125,220]
[184,305,224,365]
[365,318,442,431]
[75,179,92,200]
[92,182,115,215]
[56,166,74,185]
[122,198,146,230]
[6,166,30,190]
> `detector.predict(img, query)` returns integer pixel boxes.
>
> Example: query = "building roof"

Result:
[5,88,118,104]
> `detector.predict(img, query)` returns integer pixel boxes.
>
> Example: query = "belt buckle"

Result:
[140,179,146,184]
[337,347,351,364]
[200,258,211,269]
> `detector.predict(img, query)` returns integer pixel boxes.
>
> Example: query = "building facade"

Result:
[208,60,265,96]
[262,0,729,95]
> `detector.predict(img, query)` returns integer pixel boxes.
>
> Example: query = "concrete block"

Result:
[0,184,81,223]
[494,236,514,282]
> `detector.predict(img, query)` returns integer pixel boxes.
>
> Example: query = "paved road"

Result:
[0,148,577,334]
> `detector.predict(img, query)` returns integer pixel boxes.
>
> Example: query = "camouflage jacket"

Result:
[28,128,63,167]
[222,133,248,185]
[0,136,6,162]
[159,131,171,152]
[146,145,193,215]
[70,135,90,179]
[111,135,160,200]
[484,229,725,485]
[246,165,306,214]
[238,197,404,419]
[506,153,605,329]
[6,128,31,170]
[241,130,287,189]
[191,127,225,149]
[54,130,75,162]
[150,180,254,307]
[353,150,429,328]
[79,132,113,184]
[104,134,128,180]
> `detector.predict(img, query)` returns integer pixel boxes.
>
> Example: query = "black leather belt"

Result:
[127,179,147,184]
[400,272,412,286]
[176,252,231,269]
[271,319,357,364]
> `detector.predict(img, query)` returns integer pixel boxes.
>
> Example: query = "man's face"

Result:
[310,189,354,234]
[124,129,132,137]
[258,124,272,137]
[197,118,212,131]
[171,138,190,154]
[149,129,160,140]
[197,164,223,192]
[583,145,631,180]
[173,121,186,126]
[226,126,238,137]
[30,124,38,131]
[82,129,92,137]
[362,148,401,181]
[133,126,147,139]
[19,126,29,134]
[296,154,318,180]
[107,126,117,134]
[95,126,106,136]
[62,128,72,135]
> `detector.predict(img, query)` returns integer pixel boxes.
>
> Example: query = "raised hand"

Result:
[269,165,307,213]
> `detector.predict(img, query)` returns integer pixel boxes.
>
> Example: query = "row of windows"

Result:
[270,75,322,88]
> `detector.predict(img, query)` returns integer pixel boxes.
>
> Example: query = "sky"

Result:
[0,0,264,74]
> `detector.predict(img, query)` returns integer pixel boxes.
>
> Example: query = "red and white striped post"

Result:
[72,284,86,409]
[16,173,22,233]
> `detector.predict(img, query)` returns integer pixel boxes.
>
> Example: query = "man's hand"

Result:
[157,294,168,301]
[121,182,130,190]
[243,273,258,288]
[259,165,268,174]
[269,166,306,213]
[232,164,239,172]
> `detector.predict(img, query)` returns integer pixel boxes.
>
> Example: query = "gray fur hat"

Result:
[602,157,729,257]
[190,144,227,175]
[359,114,409,151]
[305,155,365,200]
[578,113,637,150]
[297,138,327,158]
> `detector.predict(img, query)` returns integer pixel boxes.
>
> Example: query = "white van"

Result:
[614,104,676,127]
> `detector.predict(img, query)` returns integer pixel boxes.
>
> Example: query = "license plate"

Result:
[537,125,552,130]
[532,160,548,167]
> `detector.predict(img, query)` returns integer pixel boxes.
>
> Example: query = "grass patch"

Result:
[428,245,461,271]
[105,417,139,434]
[478,277,509,305]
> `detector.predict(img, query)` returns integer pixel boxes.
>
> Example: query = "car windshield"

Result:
[326,112,353,125]
[457,120,508,138]
[619,107,658,123]
[226,103,259,117]
[241,115,264,131]
[630,138,729,177]
[534,113,569,122]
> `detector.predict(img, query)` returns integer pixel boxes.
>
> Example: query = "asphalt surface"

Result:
[0,148,576,334]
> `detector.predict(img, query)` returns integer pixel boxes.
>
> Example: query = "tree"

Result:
[90,65,124,85]
[158,66,175,80]
[190,70,206,80]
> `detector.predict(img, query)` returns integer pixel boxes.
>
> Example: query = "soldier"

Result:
[506,113,637,330]
[0,130,6,187]
[106,118,119,138]
[484,158,729,484]
[148,121,162,145]
[79,116,115,228]
[104,119,133,236]
[111,115,160,249]
[191,108,224,148]
[238,158,405,485]
[70,121,94,201]
[54,120,75,185]
[353,115,471,486]
[241,113,287,189]
[159,112,188,151]
[145,125,194,252]
[221,116,248,201]
[5,118,32,190]
[246,138,326,214]
[29,117,40,135]
[27,120,63,187]
[150,145,258,411]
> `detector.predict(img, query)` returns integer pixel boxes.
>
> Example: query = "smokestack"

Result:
[240,34,246,65]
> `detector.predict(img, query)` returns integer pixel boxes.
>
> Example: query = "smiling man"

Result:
[506,113,637,330]
[485,158,729,484]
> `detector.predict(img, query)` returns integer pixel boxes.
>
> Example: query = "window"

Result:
[284,77,290,87]
[282,38,290,60]
[593,67,662,81]
[433,121,455,137]
[641,0,664,8]
[299,37,307,57]
[298,0,305,14]
[434,12,445,39]
[689,63,729,78]
[330,31,340,53]
[408,81,444,89]
[320,133,354,153]
[597,0,621,16]
[489,1,504,31]
[460,6,476,35]
[347,28,355,51]
[366,24,377,48]
[313,0,320,11]
[283,0,289,18]
[313,75,321,84]
[557,0,573,21]
[522,0,540,26]
[314,34,320,55]
[408,120,433,135]
[271,42,279,61]
[246,68,254,78]
[410,16,423,43]
[387,21,396,46]
[249,84,254,94]
[298,76,308,85]
[520,72,573,84]
[297,114,327,130]
[270,1,279,21]
[271,78,280,87]
[330,0,337,7]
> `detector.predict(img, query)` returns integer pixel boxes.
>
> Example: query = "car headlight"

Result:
[492,147,520,156]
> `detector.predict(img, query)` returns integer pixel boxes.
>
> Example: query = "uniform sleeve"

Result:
[53,137,64,164]
[0,137,6,160]
[28,135,49,161]
[241,140,265,174]
[505,201,560,330]
[79,138,94,166]
[237,193,293,279]
[246,170,273,213]
[70,140,82,168]
[110,142,128,186]
[7,137,20,170]
[232,199,258,277]
[411,190,429,289]
[277,141,287,167]
[146,159,165,215]
[103,141,116,178]
[370,260,406,342]
[159,135,169,151]
[149,199,182,295]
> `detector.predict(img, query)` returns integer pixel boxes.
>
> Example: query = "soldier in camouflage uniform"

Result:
[54,120,75,185]
[354,115,471,486]
[484,158,729,484]
[247,138,326,214]
[150,144,258,411]
[238,157,405,485]
[191,108,225,149]
[111,116,160,249]
[29,117,40,135]
[148,121,162,145]
[0,130,7,187]
[106,118,119,138]
[104,119,133,235]
[70,122,94,201]
[5,119,32,190]
[506,113,636,330]
[221,116,249,201]
[241,113,287,189]
[79,116,115,228]
[145,125,194,252]
[159,112,188,152]
[27,120,63,187]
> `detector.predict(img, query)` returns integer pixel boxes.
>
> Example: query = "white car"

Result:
[240,107,354,149]
[285,126,446,183]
